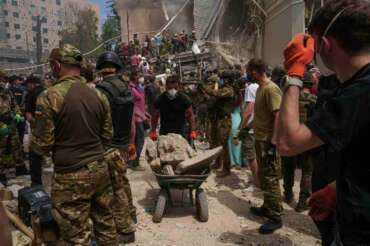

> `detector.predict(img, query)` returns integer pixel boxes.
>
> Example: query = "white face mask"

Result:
[167,89,177,99]
[314,53,335,77]
[138,77,145,84]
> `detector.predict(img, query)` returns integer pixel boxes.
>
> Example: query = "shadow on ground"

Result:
[137,188,201,220]
[219,229,294,246]
[209,190,320,239]
[214,171,247,190]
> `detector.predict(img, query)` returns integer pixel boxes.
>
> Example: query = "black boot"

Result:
[284,190,294,204]
[119,232,136,244]
[259,218,283,234]
[250,206,270,218]
[295,196,309,212]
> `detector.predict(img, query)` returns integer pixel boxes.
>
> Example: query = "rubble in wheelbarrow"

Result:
[146,133,222,175]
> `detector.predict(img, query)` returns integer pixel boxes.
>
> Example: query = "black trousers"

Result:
[29,150,43,186]
[134,122,145,166]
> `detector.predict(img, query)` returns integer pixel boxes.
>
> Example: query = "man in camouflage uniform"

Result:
[31,45,118,245]
[282,72,316,212]
[0,69,26,184]
[202,70,237,177]
[96,51,137,244]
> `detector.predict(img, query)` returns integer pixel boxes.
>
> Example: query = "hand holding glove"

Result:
[128,143,137,161]
[308,184,337,221]
[149,131,158,141]
[284,33,315,79]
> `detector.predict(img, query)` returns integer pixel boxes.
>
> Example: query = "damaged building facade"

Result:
[114,0,306,67]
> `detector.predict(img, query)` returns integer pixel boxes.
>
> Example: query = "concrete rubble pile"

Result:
[146,133,222,175]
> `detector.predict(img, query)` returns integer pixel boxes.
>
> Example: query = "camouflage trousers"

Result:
[209,116,231,171]
[282,152,313,201]
[0,127,24,178]
[51,160,118,246]
[255,140,283,220]
[106,148,136,234]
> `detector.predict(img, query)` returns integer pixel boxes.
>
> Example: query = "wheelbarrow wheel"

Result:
[153,189,168,223]
[196,189,208,222]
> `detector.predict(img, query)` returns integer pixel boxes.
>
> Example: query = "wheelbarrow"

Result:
[152,169,210,223]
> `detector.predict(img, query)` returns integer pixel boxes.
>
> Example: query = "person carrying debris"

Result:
[150,74,196,141]
[96,51,137,244]
[31,45,118,245]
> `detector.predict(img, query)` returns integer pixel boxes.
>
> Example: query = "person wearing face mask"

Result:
[31,44,118,245]
[150,74,196,140]
[278,1,370,245]
[129,70,150,171]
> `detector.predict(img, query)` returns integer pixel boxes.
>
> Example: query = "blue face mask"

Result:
[218,79,224,86]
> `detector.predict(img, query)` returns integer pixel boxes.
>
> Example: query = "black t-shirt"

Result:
[311,75,340,192]
[154,92,191,135]
[306,63,370,244]
[25,85,44,116]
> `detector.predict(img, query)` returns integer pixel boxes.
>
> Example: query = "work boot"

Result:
[128,160,145,171]
[284,190,294,204]
[131,213,138,224]
[295,196,309,212]
[119,232,136,244]
[259,218,283,234]
[250,206,270,218]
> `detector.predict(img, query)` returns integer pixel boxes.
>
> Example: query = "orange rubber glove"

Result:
[190,130,197,139]
[128,143,136,156]
[284,33,315,79]
[149,131,158,141]
[308,184,336,221]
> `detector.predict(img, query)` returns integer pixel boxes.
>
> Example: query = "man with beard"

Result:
[247,59,283,234]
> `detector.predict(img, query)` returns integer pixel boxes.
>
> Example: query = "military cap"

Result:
[49,44,83,66]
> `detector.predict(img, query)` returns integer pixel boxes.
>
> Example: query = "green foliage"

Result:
[59,4,99,53]
[101,15,121,42]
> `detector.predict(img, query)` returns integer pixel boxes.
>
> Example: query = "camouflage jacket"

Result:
[203,84,235,118]
[0,83,21,126]
[299,91,317,123]
[31,75,112,160]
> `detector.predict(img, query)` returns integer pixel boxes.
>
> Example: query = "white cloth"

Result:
[244,83,259,125]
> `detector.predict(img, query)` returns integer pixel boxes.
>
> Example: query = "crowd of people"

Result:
[0,0,370,245]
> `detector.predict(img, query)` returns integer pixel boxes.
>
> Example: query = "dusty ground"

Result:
[128,162,321,246]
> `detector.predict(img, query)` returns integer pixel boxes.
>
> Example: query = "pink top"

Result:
[130,55,140,66]
[129,82,146,122]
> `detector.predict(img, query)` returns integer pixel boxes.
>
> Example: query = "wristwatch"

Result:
[284,76,303,90]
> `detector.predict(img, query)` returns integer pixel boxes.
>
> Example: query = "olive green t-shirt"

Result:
[253,80,282,141]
